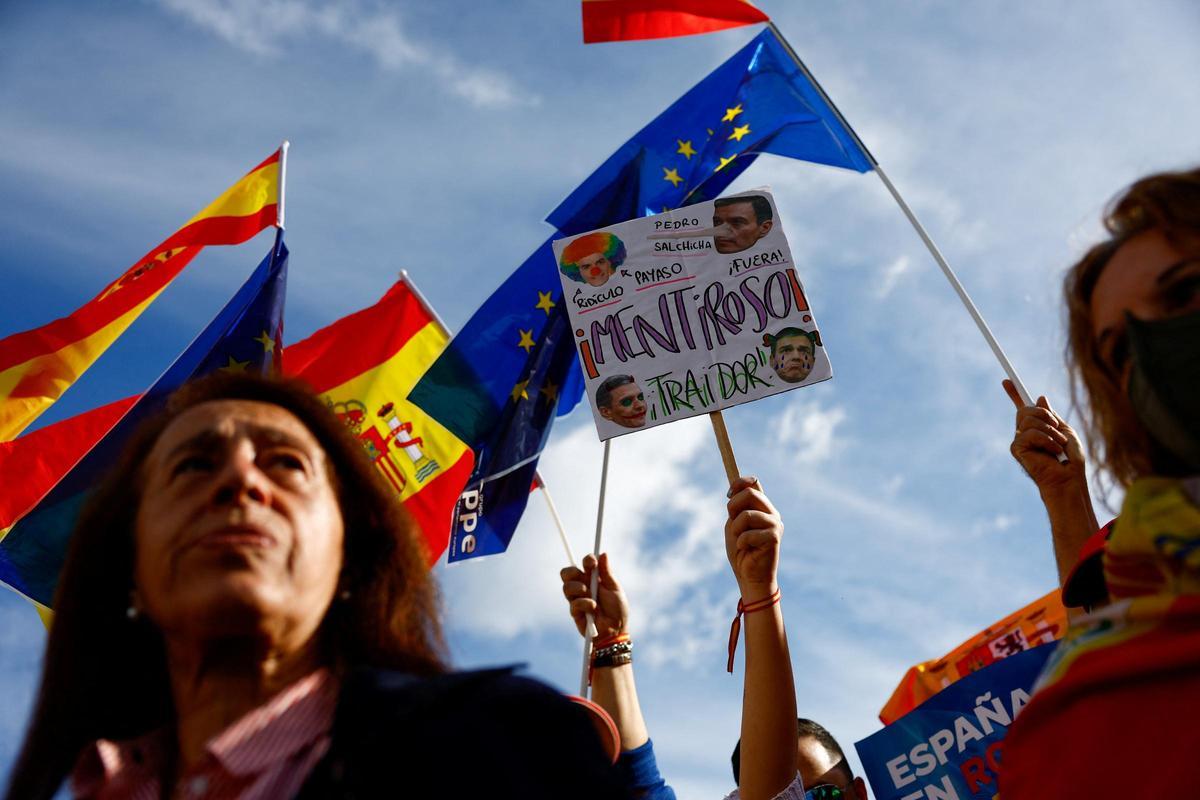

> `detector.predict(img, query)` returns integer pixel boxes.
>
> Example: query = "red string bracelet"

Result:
[593,632,631,650]
[727,588,782,673]
[588,633,633,685]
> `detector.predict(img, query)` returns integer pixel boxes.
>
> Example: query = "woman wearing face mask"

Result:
[1001,168,1200,798]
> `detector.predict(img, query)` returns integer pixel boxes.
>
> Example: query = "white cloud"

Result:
[441,416,730,655]
[775,399,847,464]
[154,0,535,109]
[874,254,910,300]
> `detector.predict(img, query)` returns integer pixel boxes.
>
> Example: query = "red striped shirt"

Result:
[71,669,338,800]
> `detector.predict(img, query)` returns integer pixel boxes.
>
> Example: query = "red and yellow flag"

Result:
[879,589,1068,724]
[285,278,474,564]
[582,0,768,43]
[0,148,282,442]
[0,276,471,571]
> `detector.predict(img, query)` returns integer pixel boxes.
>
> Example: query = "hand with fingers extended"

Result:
[1003,379,1087,493]
[724,476,783,598]
[560,553,628,640]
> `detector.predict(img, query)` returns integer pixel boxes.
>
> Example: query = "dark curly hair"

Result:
[6,372,447,800]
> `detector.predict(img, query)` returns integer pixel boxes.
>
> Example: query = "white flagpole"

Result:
[764,23,1042,410]
[579,439,613,698]
[538,474,579,566]
[276,140,290,231]
[400,268,606,687]
[536,472,603,697]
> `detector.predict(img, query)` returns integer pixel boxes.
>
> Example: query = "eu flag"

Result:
[548,28,873,235]
[411,29,873,563]
[0,233,289,607]
[408,240,582,561]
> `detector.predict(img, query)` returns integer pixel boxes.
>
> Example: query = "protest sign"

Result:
[551,188,831,440]
[855,642,1055,800]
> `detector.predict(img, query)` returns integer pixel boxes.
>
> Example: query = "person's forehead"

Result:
[579,251,606,262]
[796,735,840,783]
[778,335,810,348]
[151,399,322,459]
[1091,229,1187,338]
[716,201,754,216]
[611,382,640,396]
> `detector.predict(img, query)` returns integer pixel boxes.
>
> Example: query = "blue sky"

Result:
[2,0,1199,795]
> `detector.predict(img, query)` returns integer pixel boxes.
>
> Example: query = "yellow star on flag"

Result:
[540,380,559,404]
[662,167,683,188]
[722,104,744,123]
[535,291,556,315]
[220,356,250,373]
[728,124,751,142]
[516,329,535,353]
[676,139,697,159]
[511,379,530,402]
[716,154,738,172]
[254,330,275,352]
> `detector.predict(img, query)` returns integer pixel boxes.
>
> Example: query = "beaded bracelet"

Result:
[592,650,633,669]
[588,634,633,685]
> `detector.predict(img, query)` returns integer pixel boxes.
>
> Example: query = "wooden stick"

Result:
[710,410,740,485]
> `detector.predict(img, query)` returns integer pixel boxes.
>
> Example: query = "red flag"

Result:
[582,0,769,43]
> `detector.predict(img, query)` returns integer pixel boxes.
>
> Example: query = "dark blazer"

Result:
[296,666,632,799]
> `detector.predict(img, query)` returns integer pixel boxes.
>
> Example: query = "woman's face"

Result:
[133,399,345,649]
[1090,228,1200,390]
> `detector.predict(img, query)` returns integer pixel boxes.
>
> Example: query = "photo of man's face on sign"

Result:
[559,231,627,288]
[596,375,646,428]
[711,194,774,254]
[765,327,821,384]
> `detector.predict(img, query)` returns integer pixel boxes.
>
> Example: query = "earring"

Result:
[339,588,351,602]
[127,589,142,621]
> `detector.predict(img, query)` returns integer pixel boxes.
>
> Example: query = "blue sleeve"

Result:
[617,739,677,800]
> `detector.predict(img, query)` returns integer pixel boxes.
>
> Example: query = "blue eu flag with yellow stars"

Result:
[0,232,288,607]
[409,238,583,562]
[412,28,874,563]
[548,28,874,235]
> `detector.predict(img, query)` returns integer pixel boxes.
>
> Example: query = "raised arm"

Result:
[1003,379,1099,586]
[561,553,650,750]
[561,554,675,800]
[725,476,798,800]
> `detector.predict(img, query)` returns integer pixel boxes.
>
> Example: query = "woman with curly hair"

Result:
[1003,167,1200,798]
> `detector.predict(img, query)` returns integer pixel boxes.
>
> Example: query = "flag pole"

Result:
[537,474,579,566]
[277,140,290,231]
[400,268,603,687]
[536,472,603,696]
[580,438,613,698]
[764,22,1041,412]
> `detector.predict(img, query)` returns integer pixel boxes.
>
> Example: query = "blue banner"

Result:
[854,643,1054,800]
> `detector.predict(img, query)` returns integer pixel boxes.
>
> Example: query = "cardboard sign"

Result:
[551,188,830,440]
[854,643,1055,800]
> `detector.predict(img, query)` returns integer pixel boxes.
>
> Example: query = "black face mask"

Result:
[1126,308,1200,473]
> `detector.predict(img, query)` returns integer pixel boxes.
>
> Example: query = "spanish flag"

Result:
[0,147,282,442]
[582,0,768,43]
[285,277,474,564]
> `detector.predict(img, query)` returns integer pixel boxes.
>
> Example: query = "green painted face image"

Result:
[600,382,647,428]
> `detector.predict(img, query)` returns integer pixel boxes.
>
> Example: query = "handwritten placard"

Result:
[552,188,831,440]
